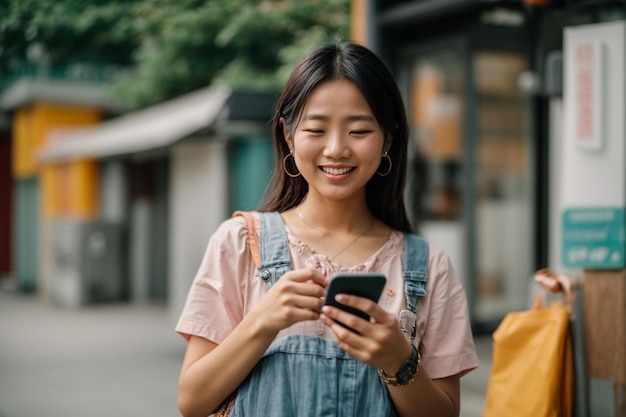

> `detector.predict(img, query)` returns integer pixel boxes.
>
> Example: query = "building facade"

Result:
[352,0,626,332]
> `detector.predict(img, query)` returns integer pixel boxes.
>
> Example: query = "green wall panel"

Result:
[229,136,273,213]
[14,178,39,290]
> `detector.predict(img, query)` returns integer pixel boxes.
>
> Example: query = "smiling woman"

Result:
[263,43,412,231]
[175,42,479,417]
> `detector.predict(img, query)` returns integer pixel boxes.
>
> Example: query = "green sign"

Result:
[562,208,625,268]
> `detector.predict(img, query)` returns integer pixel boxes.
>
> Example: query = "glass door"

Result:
[404,45,467,289]
[403,43,534,327]
[473,50,533,321]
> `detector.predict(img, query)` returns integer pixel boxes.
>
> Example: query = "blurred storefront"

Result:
[352,0,626,333]
[1,71,277,316]
[36,88,277,316]
[1,74,109,293]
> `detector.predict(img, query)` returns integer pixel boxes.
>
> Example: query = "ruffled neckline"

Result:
[285,226,404,276]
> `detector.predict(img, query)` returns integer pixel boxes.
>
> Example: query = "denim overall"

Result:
[230,212,429,417]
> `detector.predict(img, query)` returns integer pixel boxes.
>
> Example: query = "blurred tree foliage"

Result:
[0,0,349,109]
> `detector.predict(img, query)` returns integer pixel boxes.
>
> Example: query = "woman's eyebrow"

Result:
[302,114,375,122]
[302,114,329,121]
[347,114,376,122]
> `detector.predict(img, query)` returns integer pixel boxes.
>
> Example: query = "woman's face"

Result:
[284,79,389,204]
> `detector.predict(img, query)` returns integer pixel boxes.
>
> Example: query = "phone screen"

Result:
[324,273,387,329]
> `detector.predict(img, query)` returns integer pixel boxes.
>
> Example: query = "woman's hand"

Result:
[179,269,326,417]
[319,294,413,373]
[248,268,327,337]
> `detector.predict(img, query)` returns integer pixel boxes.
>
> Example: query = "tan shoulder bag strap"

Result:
[232,211,261,267]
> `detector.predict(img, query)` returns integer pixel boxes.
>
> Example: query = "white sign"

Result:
[562,21,625,209]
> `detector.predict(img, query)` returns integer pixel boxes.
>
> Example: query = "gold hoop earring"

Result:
[283,152,301,178]
[377,152,392,177]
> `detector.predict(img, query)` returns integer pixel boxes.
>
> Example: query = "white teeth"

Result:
[322,167,353,175]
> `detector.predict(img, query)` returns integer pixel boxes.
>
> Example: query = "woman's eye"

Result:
[351,130,372,135]
[304,129,324,135]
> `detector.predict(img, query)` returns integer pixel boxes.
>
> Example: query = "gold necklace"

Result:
[296,208,374,261]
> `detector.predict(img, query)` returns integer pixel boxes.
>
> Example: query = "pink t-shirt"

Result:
[176,214,479,379]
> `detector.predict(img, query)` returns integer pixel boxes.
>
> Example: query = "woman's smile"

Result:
[320,165,355,176]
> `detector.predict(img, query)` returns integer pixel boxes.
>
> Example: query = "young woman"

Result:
[176,42,479,417]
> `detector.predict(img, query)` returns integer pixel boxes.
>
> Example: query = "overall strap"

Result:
[257,212,292,289]
[403,234,429,313]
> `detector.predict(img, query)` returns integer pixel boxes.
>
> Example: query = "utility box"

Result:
[50,220,126,307]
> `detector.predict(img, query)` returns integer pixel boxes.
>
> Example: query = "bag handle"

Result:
[533,268,575,309]
[232,211,261,267]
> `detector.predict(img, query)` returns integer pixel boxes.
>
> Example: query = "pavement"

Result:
[0,285,492,417]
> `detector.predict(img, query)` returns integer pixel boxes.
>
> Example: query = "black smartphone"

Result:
[324,273,387,330]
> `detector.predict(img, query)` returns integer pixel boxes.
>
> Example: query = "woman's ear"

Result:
[280,117,293,150]
[383,136,392,154]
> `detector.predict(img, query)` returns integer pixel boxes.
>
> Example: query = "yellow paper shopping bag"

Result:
[483,291,574,417]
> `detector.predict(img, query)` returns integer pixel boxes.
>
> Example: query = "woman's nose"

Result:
[323,131,350,158]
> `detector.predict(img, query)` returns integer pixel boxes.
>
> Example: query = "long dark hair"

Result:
[260,42,413,233]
